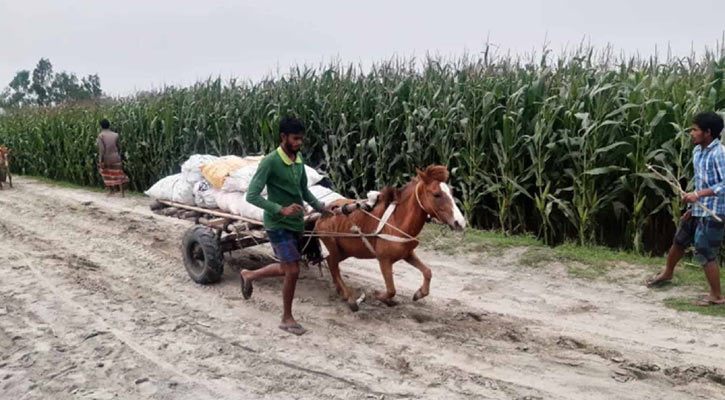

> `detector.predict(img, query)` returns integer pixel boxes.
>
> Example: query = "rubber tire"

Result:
[182,225,224,284]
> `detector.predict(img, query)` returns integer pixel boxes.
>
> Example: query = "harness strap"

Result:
[374,203,398,234]
[350,225,378,255]
[377,233,416,242]
[415,181,442,222]
[309,195,420,246]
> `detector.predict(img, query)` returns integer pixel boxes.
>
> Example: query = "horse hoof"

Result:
[413,291,425,301]
[348,302,359,312]
[373,290,398,307]
[379,298,398,307]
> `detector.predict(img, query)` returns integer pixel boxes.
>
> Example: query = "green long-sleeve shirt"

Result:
[245,147,324,231]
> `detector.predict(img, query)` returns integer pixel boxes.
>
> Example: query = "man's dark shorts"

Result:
[267,229,303,264]
[674,216,725,266]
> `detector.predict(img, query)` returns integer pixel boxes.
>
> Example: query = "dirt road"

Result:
[1,177,724,399]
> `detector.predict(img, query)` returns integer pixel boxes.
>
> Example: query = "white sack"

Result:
[181,154,219,184]
[214,191,265,221]
[145,174,196,205]
[221,162,325,193]
[193,179,220,209]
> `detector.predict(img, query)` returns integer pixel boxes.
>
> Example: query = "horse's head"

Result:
[414,165,467,231]
[0,146,7,162]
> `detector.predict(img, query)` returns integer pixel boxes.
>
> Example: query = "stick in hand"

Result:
[645,164,722,223]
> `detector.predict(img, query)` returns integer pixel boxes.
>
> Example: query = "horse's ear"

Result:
[416,168,431,183]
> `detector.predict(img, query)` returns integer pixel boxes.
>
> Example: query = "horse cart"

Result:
[149,165,463,310]
[150,200,325,284]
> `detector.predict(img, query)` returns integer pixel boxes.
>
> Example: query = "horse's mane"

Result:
[376,186,400,208]
[420,165,449,183]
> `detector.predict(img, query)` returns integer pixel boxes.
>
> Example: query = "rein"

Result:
[304,184,429,256]
[304,203,418,243]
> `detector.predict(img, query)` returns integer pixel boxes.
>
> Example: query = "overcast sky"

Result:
[2,0,725,96]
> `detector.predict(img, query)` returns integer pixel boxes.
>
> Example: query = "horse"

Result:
[0,146,11,190]
[314,165,466,311]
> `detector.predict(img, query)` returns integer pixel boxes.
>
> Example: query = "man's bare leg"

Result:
[241,262,305,333]
[242,263,285,283]
[647,244,685,284]
[280,262,301,328]
[699,261,725,305]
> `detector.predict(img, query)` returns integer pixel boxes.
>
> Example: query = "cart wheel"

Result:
[182,225,223,284]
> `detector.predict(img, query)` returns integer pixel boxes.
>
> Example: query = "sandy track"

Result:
[1,177,724,399]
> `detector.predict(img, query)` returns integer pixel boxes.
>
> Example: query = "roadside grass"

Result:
[420,224,662,278]
[664,298,725,317]
[421,225,723,317]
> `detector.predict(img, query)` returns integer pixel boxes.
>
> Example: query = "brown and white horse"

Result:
[314,165,466,311]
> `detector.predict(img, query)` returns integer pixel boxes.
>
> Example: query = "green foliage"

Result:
[3,48,725,252]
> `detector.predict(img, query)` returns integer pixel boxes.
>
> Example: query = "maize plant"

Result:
[3,47,725,254]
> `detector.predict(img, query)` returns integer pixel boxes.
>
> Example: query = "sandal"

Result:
[279,323,307,336]
[240,271,253,300]
[693,297,725,307]
[644,274,672,288]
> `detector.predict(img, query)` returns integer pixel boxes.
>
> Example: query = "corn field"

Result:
[3,47,725,254]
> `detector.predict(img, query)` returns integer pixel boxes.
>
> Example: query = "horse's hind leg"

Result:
[325,250,358,312]
[404,251,432,301]
[375,258,398,307]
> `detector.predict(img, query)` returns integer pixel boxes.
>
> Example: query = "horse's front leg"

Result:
[375,258,398,306]
[327,253,359,312]
[404,251,432,301]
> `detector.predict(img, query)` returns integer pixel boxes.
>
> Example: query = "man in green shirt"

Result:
[241,117,332,335]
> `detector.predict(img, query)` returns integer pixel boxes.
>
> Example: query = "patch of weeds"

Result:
[419,225,540,254]
[519,247,556,268]
[566,262,612,279]
[419,226,718,289]
[553,243,663,269]
[541,242,666,280]
[664,298,725,318]
[671,261,711,290]
[418,225,472,253]
[644,254,718,291]
[463,229,540,248]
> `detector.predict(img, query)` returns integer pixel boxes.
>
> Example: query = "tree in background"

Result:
[0,58,103,108]
[31,58,54,106]
[3,70,32,107]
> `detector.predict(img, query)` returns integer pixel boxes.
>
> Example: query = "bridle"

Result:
[414,181,443,222]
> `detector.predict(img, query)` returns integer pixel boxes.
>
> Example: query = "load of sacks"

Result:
[145,154,345,221]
